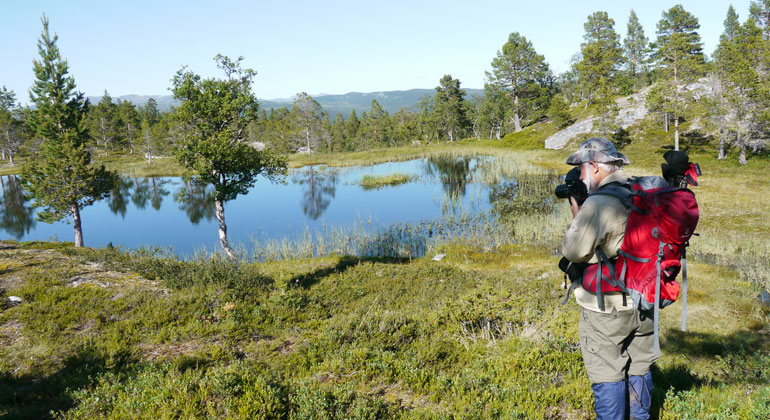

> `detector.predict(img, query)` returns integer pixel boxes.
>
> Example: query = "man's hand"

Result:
[569,197,580,218]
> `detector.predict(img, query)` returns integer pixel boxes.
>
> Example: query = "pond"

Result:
[0,155,567,258]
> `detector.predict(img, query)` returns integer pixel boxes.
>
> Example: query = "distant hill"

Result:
[86,95,179,112]
[89,88,485,116]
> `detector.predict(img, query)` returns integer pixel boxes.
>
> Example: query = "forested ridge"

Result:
[2,4,769,166]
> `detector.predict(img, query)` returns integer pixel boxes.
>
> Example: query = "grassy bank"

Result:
[0,237,767,419]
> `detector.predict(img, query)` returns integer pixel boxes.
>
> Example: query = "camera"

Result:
[554,166,589,206]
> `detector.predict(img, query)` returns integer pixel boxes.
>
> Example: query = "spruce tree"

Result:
[21,15,115,247]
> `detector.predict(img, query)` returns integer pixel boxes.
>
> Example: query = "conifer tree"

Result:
[648,5,705,150]
[547,94,572,128]
[576,11,622,104]
[724,5,741,42]
[433,75,468,141]
[117,100,140,154]
[290,92,323,153]
[171,54,287,258]
[88,91,123,154]
[486,32,549,132]
[623,10,649,89]
[21,15,115,247]
[0,87,23,165]
[714,18,770,164]
[750,0,770,39]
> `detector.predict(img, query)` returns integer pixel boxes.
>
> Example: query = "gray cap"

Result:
[566,138,630,166]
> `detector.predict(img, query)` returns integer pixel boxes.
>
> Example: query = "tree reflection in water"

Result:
[130,178,152,210]
[175,179,215,224]
[150,178,170,210]
[0,175,36,239]
[107,177,133,219]
[488,174,558,225]
[293,166,339,220]
[424,155,473,201]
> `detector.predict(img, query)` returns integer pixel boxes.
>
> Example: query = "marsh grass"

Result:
[359,173,413,189]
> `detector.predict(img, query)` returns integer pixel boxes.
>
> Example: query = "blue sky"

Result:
[1,1,753,104]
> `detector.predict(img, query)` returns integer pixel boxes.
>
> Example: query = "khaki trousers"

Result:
[578,307,658,384]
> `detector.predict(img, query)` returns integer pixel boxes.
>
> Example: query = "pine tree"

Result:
[87,91,123,154]
[171,54,287,258]
[547,94,572,128]
[714,18,770,164]
[344,110,360,150]
[290,92,323,153]
[486,32,549,132]
[623,10,649,90]
[648,5,705,150]
[433,75,468,141]
[576,11,622,104]
[117,100,140,154]
[21,15,115,247]
[750,0,770,39]
[0,87,23,165]
[724,5,741,42]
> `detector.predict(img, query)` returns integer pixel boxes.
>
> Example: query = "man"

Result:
[562,138,656,420]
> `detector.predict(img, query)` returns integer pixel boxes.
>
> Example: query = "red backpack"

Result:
[580,176,699,355]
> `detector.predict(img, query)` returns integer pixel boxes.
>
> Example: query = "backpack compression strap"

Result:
[653,241,664,358]
[681,247,688,332]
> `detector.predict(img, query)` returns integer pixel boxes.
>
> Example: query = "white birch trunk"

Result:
[215,199,236,260]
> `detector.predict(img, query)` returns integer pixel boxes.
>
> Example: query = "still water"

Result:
[0,155,558,256]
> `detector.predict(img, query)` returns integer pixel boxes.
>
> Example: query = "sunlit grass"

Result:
[359,173,413,189]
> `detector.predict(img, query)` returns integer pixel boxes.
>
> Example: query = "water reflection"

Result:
[489,174,558,221]
[176,180,215,224]
[293,166,339,220]
[424,155,473,200]
[107,177,133,219]
[130,178,152,210]
[0,176,35,239]
[150,178,170,210]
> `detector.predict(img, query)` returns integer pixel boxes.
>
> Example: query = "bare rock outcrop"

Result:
[545,86,652,150]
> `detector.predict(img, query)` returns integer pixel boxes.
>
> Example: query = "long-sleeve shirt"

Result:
[562,169,633,313]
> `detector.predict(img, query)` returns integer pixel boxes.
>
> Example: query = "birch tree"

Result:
[172,54,287,259]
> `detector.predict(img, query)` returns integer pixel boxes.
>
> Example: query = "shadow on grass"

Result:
[650,328,770,419]
[290,255,411,289]
[0,349,127,420]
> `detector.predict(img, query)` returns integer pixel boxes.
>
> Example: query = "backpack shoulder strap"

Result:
[589,181,634,208]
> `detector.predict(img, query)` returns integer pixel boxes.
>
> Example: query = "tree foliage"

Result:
[623,10,649,89]
[648,5,705,150]
[576,11,622,103]
[486,32,549,132]
[713,17,770,164]
[171,54,287,258]
[433,75,468,141]
[21,15,115,247]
